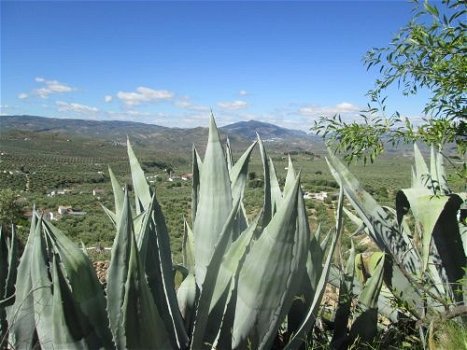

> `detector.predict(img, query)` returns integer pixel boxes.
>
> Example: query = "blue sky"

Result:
[1,1,431,130]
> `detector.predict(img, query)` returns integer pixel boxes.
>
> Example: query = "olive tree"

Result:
[313,0,466,165]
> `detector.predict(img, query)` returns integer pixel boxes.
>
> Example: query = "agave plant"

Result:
[328,244,386,349]
[326,144,467,329]
[0,225,18,341]
[3,116,344,349]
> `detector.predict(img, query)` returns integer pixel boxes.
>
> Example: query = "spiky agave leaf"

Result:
[135,193,189,349]
[331,241,356,349]
[231,176,308,350]
[326,150,425,318]
[348,254,385,345]
[41,219,114,349]
[7,215,40,349]
[106,190,170,349]
[193,115,234,287]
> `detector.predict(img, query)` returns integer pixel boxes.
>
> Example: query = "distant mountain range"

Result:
[0,115,322,153]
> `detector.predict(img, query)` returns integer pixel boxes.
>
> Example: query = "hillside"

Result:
[0,115,322,153]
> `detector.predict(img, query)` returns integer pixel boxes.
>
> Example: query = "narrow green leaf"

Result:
[193,115,233,286]
[331,242,356,349]
[258,135,273,227]
[136,193,189,349]
[232,177,306,350]
[108,167,124,219]
[348,254,385,345]
[42,218,114,348]
[190,198,241,350]
[127,139,152,214]
[191,146,201,223]
[283,155,296,197]
[7,214,38,349]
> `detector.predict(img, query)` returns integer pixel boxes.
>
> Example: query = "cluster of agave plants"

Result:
[0,116,465,349]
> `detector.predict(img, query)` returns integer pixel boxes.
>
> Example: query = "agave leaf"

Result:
[225,137,234,172]
[183,220,196,272]
[0,227,6,300]
[108,167,124,218]
[190,198,241,350]
[433,148,450,195]
[107,191,170,348]
[106,191,135,348]
[191,146,201,223]
[42,219,114,348]
[48,255,107,349]
[136,193,189,349]
[193,115,233,286]
[284,187,344,349]
[283,155,296,197]
[127,139,152,214]
[348,254,385,345]
[30,216,54,347]
[3,225,17,301]
[210,213,260,312]
[412,143,430,190]
[230,141,257,233]
[101,204,117,226]
[7,215,39,349]
[397,189,449,271]
[231,141,257,192]
[232,177,307,350]
[269,156,283,214]
[121,224,171,349]
[177,272,197,333]
[326,150,424,318]
[258,135,273,227]
[331,241,356,349]
[397,190,465,301]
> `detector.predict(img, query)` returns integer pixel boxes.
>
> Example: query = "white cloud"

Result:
[117,86,174,106]
[56,101,99,114]
[298,102,360,117]
[217,100,248,111]
[18,93,28,99]
[33,77,74,98]
[104,95,113,103]
[239,90,248,96]
[174,97,209,112]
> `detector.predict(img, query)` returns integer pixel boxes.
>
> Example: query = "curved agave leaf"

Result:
[190,197,241,350]
[191,146,201,223]
[283,155,296,197]
[232,176,307,350]
[127,139,152,214]
[348,254,385,345]
[177,272,197,333]
[194,115,233,287]
[331,242,356,349]
[230,141,257,229]
[258,136,273,227]
[108,166,124,219]
[430,147,450,195]
[269,156,283,214]
[326,150,424,318]
[183,220,196,272]
[412,143,431,190]
[106,191,170,349]
[136,193,189,349]
[396,189,463,274]
[42,220,114,349]
[1,225,17,303]
[7,215,39,349]
[209,213,260,313]
[225,138,232,169]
